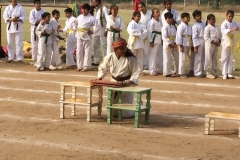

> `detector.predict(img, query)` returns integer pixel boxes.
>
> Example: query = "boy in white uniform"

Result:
[3,0,26,62]
[29,0,44,64]
[36,12,54,71]
[192,10,206,78]
[75,3,99,72]
[59,8,77,69]
[49,9,62,70]
[162,12,179,77]
[220,10,240,79]
[92,0,108,65]
[176,12,192,78]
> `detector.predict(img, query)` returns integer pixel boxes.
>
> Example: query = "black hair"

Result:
[132,11,141,20]
[82,3,91,10]
[192,10,201,18]
[151,8,159,19]
[64,8,73,13]
[206,14,215,26]
[163,0,172,5]
[164,12,173,19]
[138,2,146,7]
[226,10,234,16]
[181,12,190,19]
[109,4,118,15]
[52,9,60,16]
[90,5,95,16]
[94,0,101,3]
[41,12,50,19]
[33,0,41,4]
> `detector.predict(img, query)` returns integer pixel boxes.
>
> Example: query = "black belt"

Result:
[111,75,131,81]
[8,17,19,31]
[42,33,51,44]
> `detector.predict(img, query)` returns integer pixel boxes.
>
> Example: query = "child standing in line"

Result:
[192,10,206,78]
[49,9,62,70]
[147,8,163,76]
[58,8,77,69]
[75,3,99,72]
[176,12,193,78]
[36,12,54,71]
[105,4,124,55]
[220,10,240,80]
[29,0,44,65]
[127,11,147,75]
[162,12,179,77]
[204,14,221,79]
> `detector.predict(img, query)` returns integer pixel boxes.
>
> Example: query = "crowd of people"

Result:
[2,0,240,80]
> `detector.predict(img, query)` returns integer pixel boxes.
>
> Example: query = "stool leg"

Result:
[71,104,76,116]
[118,110,122,121]
[87,105,91,122]
[210,118,215,131]
[97,104,102,119]
[205,117,210,134]
[238,126,240,138]
[107,108,112,124]
[60,103,65,119]
[134,111,140,128]
[145,109,150,125]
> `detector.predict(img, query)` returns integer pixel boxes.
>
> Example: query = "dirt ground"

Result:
[0,60,240,160]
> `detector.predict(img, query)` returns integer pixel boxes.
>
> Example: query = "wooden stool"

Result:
[106,87,152,128]
[205,112,240,138]
[59,81,103,122]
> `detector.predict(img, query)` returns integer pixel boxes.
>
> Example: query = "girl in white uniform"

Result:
[220,10,240,80]
[147,8,163,76]
[75,3,99,72]
[192,10,206,78]
[127,11,147,75]
[105,4,124,55]
[204,14,221,79]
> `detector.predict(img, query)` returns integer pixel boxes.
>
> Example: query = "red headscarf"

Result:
[112,38,127,49]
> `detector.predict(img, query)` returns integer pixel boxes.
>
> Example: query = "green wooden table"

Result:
[106,87,152,128]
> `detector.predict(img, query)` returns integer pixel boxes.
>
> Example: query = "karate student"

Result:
[162,12,179,77]
[75,3,99,72]
[3,0,26,62]
[176,12,192,78]
[138,2,151,70]
[29,0,44,64]
[147,8,163,76]
[127,11,147,75]
[204,14,221,79]
[192,10,206,78]
[220,10,240,80]
[49,9,62,70]
[92,0,108,65]
[36,12,54,71]
[105,4,124,55]
[58,8,77,69]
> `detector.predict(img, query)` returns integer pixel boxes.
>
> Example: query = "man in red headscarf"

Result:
[98,37,140,118]
[134,0,141,12]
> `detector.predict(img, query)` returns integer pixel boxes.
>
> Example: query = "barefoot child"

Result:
[204,14,221,79]
[127,11,147,75]
[147,8,163,76]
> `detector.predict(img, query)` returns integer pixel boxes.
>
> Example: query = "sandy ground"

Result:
[0,61,240,160]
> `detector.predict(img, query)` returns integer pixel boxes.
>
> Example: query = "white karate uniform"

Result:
[62,16,77,67]
[36,23,54,68]
[140,11,152,69]
[50,18,61,66]
[127,20,147,73]
[162,23,179,76]
[176,22,193,75]
[106,15,124,55]
[75,13,99,69]
[147,18,163,75]
[29,8,44,61]
[92,5,108,64]
[220,19,240,76]
[192,21,206,76]
[161,8,181,27]
[98,52,140,118]
[3,3,26,61]
[204,24,221,73]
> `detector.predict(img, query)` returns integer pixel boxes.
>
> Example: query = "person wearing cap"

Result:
[98,38,140,118]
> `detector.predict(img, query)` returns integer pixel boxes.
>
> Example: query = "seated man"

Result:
[98,38,140,118]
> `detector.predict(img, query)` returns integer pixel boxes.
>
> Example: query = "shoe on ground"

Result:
[150,72,158,76]
[188,70,194,75]
[180,74,188,78]
[171,73,180,77]
[223,75,227,80]
[91,63,99,66]
[206,74,215,79]
[197,74,205,78]
[33,62,37,67]
[165,74,172,77]
[228,74,234,79]
[36,67,41,71]
[49,65,57,70]
[67,65,76,69]
[76,68,82,72]
[7,59,13,63]
[215,74,219,78]
[57,65,63,70]
[81,68,88,72]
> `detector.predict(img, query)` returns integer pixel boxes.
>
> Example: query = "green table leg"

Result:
[134,111,140,128]
[145,91,151,125]
[118,110,122,121]
[107,108,112,124]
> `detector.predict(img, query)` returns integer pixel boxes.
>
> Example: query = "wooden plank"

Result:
[107,87,152,93]
[206,112,240,120]
[60,81,91,87]
[60,98,100,105]
[107,104,150,111]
